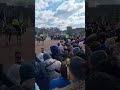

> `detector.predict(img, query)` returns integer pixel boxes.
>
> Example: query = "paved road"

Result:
[35,37,59,55]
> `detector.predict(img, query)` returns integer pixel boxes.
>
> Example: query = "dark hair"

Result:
[97,32,106,44]
[15,52,22,64]
[41,48,44,53]
[57,43,60,46]
[68,56,86,80]
[75,51,86,59]
[90,41,101,52]
[86,34,97,46]
[90,50,108,67]
[19,64,35,84]
[96,56,120,79]
[86,72,120,90]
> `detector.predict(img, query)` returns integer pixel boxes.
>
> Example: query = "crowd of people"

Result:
[86,15,120,90]
[0,13,120,90]
[0,33,85,90]
[35,35,85,90]
[34,15,120,90]
[0,52,35,90]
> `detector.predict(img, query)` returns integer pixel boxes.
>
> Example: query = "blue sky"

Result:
[35,0,85,30]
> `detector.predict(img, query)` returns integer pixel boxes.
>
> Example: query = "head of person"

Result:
[15,52,24,64]
[19,63,35,84]
[43,52,52,61]
[57,43,60,46]
[105,38,115,49]
[72,42,78,47]
[75,51,86,59]
[50,45,59,55]
[90,50,108,71]
[90,41,101,52]
[97,32,106,44]
[94,56,120,79]
[110,43,120,60]
[58,45,64,51]
[79,41,85,49]
[41,48,44,53]
[86,33,97,46]
[72,47,81,56]
[86,72,120,90]
[67,56,86,82]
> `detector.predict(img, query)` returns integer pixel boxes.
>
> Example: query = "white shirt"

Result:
[37,53,44,62]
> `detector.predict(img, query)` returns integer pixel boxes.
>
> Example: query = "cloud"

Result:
[54,0,83,18]
[46,0,62,3]
[35,0,49,10]
[35,0,85,30]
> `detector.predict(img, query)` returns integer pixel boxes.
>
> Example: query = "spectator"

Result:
[0,67,15,88]
[37,53,44,62]
[43,52,61,80]
[49,63,70,90]
[110,43,120,62]
[89,50,108,72]
[19,64,35,90]
[72,47,81,56]
[86,14,120,89]
[35,61,49,90]
[86,72,120,90]
[105,38,115,50]
[37,48,45,62]
[90,41,101,52]
[7,52,24,85]
[55,56,86,90]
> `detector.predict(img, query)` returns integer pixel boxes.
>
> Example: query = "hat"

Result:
[19,64,35,83]
[43,52,52,61]
[50,45,59,55]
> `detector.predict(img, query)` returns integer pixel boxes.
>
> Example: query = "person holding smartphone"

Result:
[54,56,86,90]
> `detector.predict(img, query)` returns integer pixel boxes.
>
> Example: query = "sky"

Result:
[35,0,85,30]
